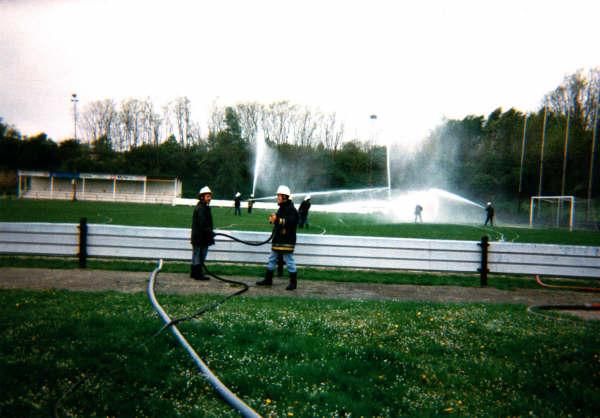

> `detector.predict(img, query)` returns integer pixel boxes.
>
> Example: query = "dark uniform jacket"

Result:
[299,200,311,215]
[191,201,215,247]
[272,199,299,253]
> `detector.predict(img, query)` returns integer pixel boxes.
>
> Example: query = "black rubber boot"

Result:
[286,272,297,291]
[192,264,209,281]
[256,269,274,286]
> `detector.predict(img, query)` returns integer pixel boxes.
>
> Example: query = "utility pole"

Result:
[538,106,548,192]
[71,93,79,141]
[559,90,570,226]
[536,105,548,220]
[587,95,599,221]
[369,114,377,188]
[518,113,528,211]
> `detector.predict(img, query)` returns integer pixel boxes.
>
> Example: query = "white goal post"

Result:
[529,196,575,231]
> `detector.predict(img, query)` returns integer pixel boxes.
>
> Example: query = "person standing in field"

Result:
[234,192,242,216]
[484,202,495,226]
[298,195,312,229]
[414,204,423,223]
[190,186,215,281]
[247,194,254,214]
[257,185,299,290]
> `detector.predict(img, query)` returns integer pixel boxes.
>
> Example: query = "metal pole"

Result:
[538,105,547,198]
[71,93,79,141]
[78,217,87,268]
[518,114,528,194]
[529,196,534,227]
[570,197,575,231]
[536,105,548,221]
[369,114,379,192]
[478,236,489,286]
[587,96,599,221]
[559,92,570,226]
[386,138,391,200]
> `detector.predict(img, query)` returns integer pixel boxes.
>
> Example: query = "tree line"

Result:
[1,69,598,211]
[77,98,345,152]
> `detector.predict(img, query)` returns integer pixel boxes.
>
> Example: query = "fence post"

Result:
[478,235,489,287]
[78,217,87,268]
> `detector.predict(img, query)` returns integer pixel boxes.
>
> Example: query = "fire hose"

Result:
[55,230,271,417]
[148,259,261,418]
[147,230,274,416]
[528,275,600,322]
[535,275,600,293]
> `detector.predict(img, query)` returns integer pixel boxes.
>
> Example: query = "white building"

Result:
[17,170,181,204]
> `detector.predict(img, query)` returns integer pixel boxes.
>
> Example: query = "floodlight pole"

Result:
[587,95,599,221]
[559,91,570,226]
[537,105,548,218]
[518,114,528,210]
[71,93,79,141]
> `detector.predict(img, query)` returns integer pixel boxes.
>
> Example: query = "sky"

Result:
[1,0,598,148]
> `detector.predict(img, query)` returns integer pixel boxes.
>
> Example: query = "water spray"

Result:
[251,129,267,197]
[251,186,389,202]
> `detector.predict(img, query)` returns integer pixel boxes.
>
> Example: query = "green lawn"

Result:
[1,200,598,417]
[1,199,599,245]
[1,289,598,417]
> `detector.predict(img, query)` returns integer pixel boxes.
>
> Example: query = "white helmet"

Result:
[487,201,492,206]
[198,186,212,195]
[235,192,241,197]
[305,194,311,200]
[276,185,291,196]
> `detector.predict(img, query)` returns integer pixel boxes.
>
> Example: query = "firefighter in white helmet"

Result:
[234,192,242,216]
[484,201,495,227]
[257,185,300,290]
[247,194,255,214]
[190,186,214,280]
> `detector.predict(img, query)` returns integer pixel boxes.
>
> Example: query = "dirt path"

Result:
[1,267,598,320]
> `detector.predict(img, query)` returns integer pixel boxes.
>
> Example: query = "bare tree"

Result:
[235,101,263,144]
[263,101,296,145]
[161,104,174,141]
[320,112,345,151]
[188,120,203,145]
[584,67,600,129]
[172,96,192,146]
[292,106,319,148]
[137,98,157,146]
[207,102,226,138]
[120,98,145,149]
[545,69,591,127]
[80,99,118,145]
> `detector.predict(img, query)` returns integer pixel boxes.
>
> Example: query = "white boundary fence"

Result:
[1,222,599,279]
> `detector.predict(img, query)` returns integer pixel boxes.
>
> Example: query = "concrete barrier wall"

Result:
[1,222,599,278]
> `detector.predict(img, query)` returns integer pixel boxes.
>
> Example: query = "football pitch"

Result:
[1,198,599,246]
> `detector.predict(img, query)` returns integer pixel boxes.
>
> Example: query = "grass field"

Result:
[1,289,598,417]
[1,198,599,417]
[1,198,599,245]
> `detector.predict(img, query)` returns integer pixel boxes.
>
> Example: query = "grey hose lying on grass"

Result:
[147,259,262,418]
